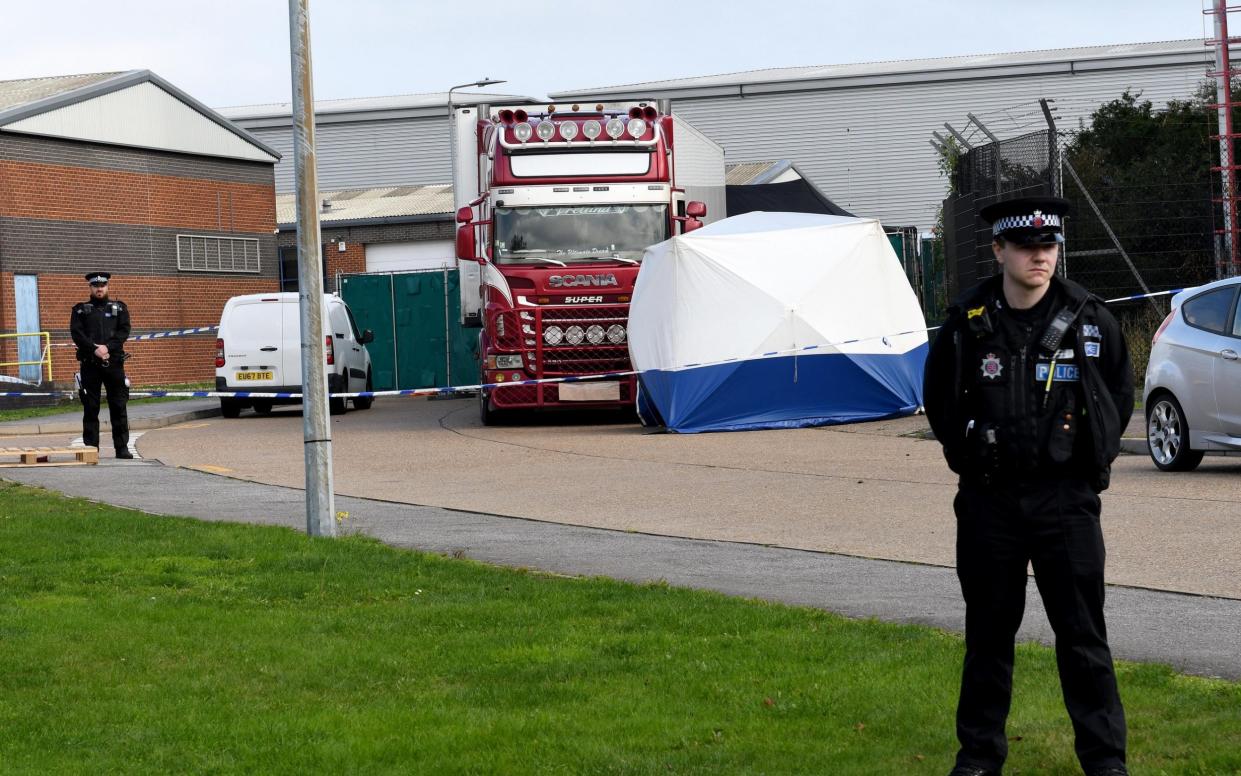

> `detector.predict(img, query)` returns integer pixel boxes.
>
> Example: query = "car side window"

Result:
[1182,287,1236,335]
[1233,293,1241,338]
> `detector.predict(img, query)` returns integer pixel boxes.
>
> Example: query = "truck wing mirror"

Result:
[685,201,707,218]
[456,222,477,262]
[683,217,704,233]
[456,206,474,224]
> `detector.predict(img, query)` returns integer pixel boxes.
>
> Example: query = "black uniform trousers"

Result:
[79,360,129,453]
[954,476,1126,771]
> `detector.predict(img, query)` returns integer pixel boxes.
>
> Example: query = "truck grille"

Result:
[536,306,631,376]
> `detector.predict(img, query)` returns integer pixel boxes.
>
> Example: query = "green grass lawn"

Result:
[0,482,1237,775]
[0,383,212,423]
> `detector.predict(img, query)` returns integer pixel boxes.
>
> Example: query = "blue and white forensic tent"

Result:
[629,211,928,433]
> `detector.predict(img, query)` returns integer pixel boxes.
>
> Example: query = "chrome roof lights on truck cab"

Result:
[492,183,668,208]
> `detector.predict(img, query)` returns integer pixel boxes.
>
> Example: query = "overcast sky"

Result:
[1,1,1212,109]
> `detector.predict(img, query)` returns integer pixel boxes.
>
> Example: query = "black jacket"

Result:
[70,298,131,363]
[923,275,1133,491]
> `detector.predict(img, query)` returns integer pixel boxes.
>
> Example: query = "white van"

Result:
[214,293,374,418]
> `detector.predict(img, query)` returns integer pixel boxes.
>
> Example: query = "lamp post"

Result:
[447,78,506,208]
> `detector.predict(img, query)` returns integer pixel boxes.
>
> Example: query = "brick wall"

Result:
[0,135,279,388]
[276,218,455,249]
[0,159,273,232]
[326,239,366,278]
[275,220,454,291]
[1,271,276,386]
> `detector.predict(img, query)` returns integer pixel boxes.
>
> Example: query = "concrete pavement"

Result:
[0,397,220,436]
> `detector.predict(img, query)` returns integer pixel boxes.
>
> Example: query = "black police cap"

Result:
[979,196,1071,245]
[85,272,112,285]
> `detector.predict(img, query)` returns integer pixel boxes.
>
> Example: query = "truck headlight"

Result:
[582,120,601,140]
[606,324,626,344]
[586,325,605,345]
[626,118,647,139]
[514,122,533,142]
[565,326,585,345]
[543,325,564,345]
[559,121,578,141]
[605,118,625,139]
[536,121,556,141]
[495,355,523,369]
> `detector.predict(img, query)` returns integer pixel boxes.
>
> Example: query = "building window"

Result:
[279,246,299,292]
[176,234,261,273]
[278,245,330,292]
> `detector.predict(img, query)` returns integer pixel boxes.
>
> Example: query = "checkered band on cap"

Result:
[992,211,1062,236]
[88,275,109,284]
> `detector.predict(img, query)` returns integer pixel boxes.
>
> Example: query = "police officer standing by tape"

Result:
[70,272,133,459]
[923,197,1133,776]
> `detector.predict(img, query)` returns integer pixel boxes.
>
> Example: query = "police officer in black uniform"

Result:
[923,197,1132,776]
[70,272,133,459]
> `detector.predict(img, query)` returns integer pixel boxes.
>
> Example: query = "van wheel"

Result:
[220,398,242,419]
[253,400,273,415]
[353,372,374,410]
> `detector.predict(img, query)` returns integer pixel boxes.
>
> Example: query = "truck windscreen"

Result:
[494,205,668,264]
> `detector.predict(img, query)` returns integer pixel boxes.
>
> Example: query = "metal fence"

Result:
[942,128,1219,306]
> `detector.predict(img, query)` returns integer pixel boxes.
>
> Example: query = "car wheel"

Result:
[252,400,273,415]
[220,398,242,419]
[1147,393,1205,472]
[353,372,373,410]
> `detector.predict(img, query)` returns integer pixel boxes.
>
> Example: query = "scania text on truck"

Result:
[452,101,725,424]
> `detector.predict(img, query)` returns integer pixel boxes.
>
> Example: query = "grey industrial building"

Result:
[222,40,1220,238]
[220,91,532,275]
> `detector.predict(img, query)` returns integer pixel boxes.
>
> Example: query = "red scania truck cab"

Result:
[453,102,724,424]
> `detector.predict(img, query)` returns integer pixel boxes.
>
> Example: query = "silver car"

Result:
[1144,276,1241,470]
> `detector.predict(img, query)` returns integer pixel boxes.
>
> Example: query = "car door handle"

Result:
[259,346,278,352]
[1223,349,1239,361]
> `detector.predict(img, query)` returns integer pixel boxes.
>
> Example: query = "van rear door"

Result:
[327,301,360,391]
[281,299,304,387]
[224,297,285,387]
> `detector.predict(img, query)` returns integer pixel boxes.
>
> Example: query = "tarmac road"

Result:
[132,397,1241,600]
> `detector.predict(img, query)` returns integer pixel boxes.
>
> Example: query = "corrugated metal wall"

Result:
[246,117,450,193]
[667,63,1207,230]
[241,60,1209,228]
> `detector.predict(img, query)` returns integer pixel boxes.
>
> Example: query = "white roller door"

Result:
[365,240,455,273]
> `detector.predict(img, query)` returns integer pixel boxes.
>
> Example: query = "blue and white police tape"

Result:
[1103,288,1184,304]
[0,285,1190,401]
[130,325,219,342]
[1,370,638,400]
[49,324,220,347]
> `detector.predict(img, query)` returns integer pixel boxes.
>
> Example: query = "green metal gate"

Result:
[339,269,478,391]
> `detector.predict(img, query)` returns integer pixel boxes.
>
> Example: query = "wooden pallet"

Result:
[0,446,98,467]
